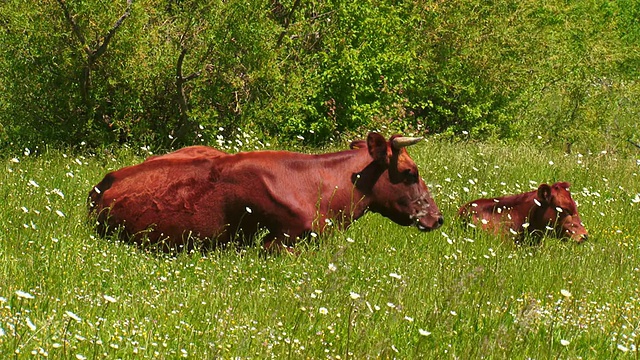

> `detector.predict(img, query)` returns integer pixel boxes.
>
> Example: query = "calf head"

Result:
[534,182,588,243]
[360,132,444,231]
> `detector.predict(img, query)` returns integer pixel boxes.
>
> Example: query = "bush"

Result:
[0,0,638,151]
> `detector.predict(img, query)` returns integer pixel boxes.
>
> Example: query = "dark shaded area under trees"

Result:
[0,0,638,153]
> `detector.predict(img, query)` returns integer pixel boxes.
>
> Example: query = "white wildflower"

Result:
[65,311,82,322]
[25,317,36,331]
[16,290,35,299]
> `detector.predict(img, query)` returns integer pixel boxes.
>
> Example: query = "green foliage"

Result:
[1,139,640,357]
[0,0,638,150]
[510,1,640,153]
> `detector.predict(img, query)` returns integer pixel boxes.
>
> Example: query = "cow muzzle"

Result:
[415,214,444,231]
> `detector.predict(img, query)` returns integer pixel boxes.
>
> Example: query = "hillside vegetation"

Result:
[0,0,639,152]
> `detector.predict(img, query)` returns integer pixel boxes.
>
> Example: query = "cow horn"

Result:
[392,136,423,149]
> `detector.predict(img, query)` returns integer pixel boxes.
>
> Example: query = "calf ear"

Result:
[367,132,390,166]
[537,183,552,205]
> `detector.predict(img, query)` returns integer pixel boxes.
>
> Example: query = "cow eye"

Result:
[403,170,418,183]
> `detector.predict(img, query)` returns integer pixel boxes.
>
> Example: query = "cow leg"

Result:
[260,214,313,254]
[262,226,309,254]
[262,236,299,254]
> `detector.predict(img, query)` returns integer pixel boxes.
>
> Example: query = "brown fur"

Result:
[144,146,227,162]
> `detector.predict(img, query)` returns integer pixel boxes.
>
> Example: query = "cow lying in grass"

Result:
[89,133,444,252]
[458,182,588,243]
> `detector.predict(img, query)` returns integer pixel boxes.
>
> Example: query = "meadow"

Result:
[1,134,640,359]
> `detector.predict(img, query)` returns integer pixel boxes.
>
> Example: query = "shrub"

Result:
[0,0,638,151]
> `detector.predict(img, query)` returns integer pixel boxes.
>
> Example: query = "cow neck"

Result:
[348,152,387,216]
[302,146,381,221]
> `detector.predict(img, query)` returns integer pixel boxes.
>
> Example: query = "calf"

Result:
[458,182,588,243]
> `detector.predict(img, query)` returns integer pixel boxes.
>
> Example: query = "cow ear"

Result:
[537,183,552,205]
[367,132,389,166]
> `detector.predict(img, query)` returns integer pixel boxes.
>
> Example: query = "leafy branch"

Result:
[56,0,133,101]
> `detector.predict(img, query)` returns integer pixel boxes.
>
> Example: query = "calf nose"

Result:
[578,233,588,243]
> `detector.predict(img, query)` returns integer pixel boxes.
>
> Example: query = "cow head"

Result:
[359,132,443,231]
[536,182,588,243]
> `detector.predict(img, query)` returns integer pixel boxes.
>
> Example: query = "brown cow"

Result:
[144,145,227,162]
[89,132,444,251]
[458,182,588,243]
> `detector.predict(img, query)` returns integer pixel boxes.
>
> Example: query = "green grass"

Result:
[1,138,639,359]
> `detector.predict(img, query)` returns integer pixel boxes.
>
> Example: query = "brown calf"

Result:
[458,182,588,243]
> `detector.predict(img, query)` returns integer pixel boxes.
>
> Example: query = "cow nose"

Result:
[436,216,444,227]
[579,234,588,243]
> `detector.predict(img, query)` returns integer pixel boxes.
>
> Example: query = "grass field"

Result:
[1,137,639,359]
